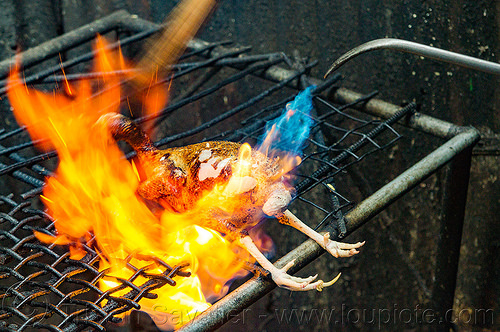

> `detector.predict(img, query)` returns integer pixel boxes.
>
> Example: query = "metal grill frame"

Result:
[0,10,480,332]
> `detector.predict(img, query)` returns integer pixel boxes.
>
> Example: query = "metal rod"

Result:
[325,38,500,77]
[346,129,479,226]
[0,59,300,176]
[118,15,466,141]
[0,47,258,169]
[0,151,56,178]
[200,41,463,140]
[32,52,277,84]
[178,128,480,332]
[0,161,44,188]
[0,142,51,184]
[0,10,130,79]
[331,88,462,139]
[430,144,474,331]
[148,61,313,147]
[119,16,303,90]
[0,22,164,96]
[295,102,416,196]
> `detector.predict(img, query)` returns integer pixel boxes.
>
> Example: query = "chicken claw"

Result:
[270,259,342,291]
[238,236,340,291]
[280,210,365,259]
[323,233,365,258]
[270,259,319,291]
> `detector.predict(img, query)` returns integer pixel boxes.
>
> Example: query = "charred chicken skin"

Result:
[99,113,364,291]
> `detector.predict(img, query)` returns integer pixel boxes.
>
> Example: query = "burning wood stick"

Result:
[135,0,217,86]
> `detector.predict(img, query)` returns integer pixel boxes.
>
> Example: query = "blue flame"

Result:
[258,86,315,155]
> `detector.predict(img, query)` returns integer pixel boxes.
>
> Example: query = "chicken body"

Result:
[99,112,364,291]
[101,113,292,240]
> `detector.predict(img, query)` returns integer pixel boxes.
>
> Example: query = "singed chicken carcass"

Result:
[99,113,364,291]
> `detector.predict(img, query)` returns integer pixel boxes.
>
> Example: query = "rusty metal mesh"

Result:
[0,13,411,331]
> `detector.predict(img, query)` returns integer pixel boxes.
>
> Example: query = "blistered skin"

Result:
[99,113,364,292]
[99,113,292,238]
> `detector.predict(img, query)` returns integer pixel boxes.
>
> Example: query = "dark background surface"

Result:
[0,1,498,331]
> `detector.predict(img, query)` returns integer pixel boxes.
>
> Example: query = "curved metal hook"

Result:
[324,38,500,78]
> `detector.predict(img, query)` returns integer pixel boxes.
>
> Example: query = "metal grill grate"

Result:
[0,193,190,331]
[0,11,410,331]
[0,10,479,332]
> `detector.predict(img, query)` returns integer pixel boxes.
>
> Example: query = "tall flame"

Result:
[7,26,315,330]
[7,37,250,329]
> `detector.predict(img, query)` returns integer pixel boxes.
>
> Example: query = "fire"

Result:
[257,85,315,180]
[7,0,317,320]
[7,36,252,329]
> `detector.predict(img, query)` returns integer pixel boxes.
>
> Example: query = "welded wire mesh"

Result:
[0,193,190,331]
[0,13,412,331]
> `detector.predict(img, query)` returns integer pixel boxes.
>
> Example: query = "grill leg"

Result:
[430,145,473,331]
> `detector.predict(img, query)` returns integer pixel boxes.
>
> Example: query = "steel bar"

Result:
[0,22,164,96]
[295,102,415,195]
[178,128,480,332]
[332,88,462,139]
[120,16,306,88]
[177,40,234,61]
[345,129,479,226]
[33,52,279,84]
[196,47,459,141]
[0,161,44,188]
[0,126,25,142]
[0,11,129,80]
[324,38,500,77]
[0,151,56,178]
[192,42,462,140]
[118,13,465,141]
[0,12,227,95]
[149,61,313,147]
[142,46,254,123]
[0,46,256,164]
[430,145,474,331]
[0,142,51,182]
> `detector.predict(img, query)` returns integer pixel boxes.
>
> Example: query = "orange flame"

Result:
[7,37,251,328]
